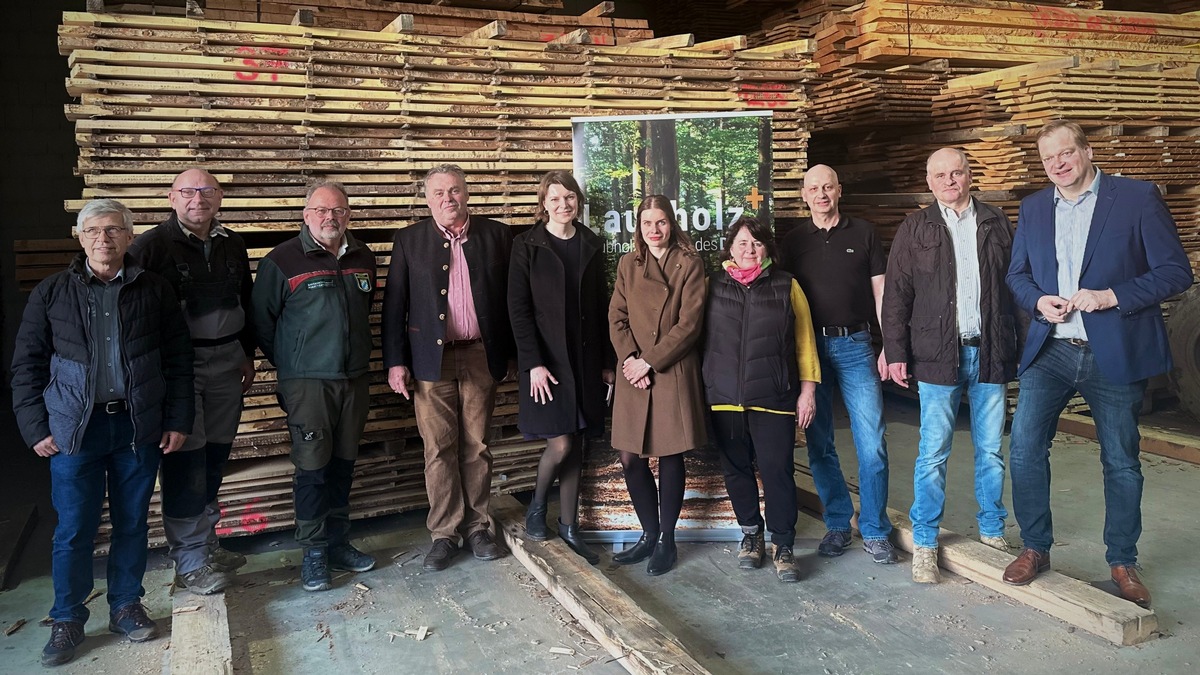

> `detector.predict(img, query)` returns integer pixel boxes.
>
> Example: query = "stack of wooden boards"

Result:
[56,7,812,549]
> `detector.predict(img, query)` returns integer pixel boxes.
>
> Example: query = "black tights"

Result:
[619,452,686,539]
[533,433,583,525]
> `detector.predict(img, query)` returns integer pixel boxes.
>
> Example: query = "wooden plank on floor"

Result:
[492,495,710,675]
[169,591,233,674]
[1058,412,1200,466]
[0,504,38,591]
[793,466,1159,646]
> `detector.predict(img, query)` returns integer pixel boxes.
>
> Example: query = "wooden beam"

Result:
[184,0,203,18]
[1058,413,1200,466]
[624,34,695,50]
[380,14,415,34]
[493,495,710,675]
[549,28,590,45]
[0,504,38,590]
[465,20,506,40]
[169,591,232,674]
[291,9,315,27]
[582,2,616,18]
[686,36,748,52]
[737,39,815,56]
[793,467,1159,646]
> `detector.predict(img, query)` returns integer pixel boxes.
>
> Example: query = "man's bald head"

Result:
[802,164,842,221]
[168,168,223,234]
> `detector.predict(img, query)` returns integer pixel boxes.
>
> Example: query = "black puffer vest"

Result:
[703,267,799,410]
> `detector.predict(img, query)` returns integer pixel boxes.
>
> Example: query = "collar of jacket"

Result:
[162,212,227,245]
[68,252,145,283]
[919,196,1003,230]
[299,222,362,257]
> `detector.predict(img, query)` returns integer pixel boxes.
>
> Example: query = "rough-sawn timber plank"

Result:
[793,466,1159,646]
[170,591,233,674]
[493,495,710,675]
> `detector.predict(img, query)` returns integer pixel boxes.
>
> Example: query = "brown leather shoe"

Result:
[1002,548,1050,586]
[467,529,505,561]
[1110,564,1151,608]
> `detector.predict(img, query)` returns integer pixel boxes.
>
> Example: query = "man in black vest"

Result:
[382,164,515,571]
[130,168,256,595]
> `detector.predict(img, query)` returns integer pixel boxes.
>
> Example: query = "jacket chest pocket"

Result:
[912,240,941,274]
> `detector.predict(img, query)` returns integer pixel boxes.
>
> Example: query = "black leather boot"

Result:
[557,520,600,565]
[646,533,677,576]
[525,500,549,541]
[612,532,658,565]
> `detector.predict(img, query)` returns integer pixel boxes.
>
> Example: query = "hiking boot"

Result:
[210,546,247,572]
[817,530,853,557]
[911,545,941,584]
[329,543,376,572]
[41,621,85,667]
[863,539,899,564]
[175,564,234,595]
[737,526,765,570]
[773,545,800,583]
[108,603,159,642]
[979,535,1011,552]
[301,547,332,592]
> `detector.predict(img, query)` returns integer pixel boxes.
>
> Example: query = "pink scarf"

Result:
[723,258,771,286]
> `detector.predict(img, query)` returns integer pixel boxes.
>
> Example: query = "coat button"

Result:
[652,331,657,337]
[439,313,446,320]
[441,289,447,295]
[443,242,450,249]
[442,265,449,271]
[437,338,443,345]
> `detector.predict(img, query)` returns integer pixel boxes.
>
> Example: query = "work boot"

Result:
[612,532,657,565]
[209,546,247,573]
[911,545,941,584]
[525,499,550,541]
[108,603,159,642]
[863,539,899,564]
[329,542,376,572]
[817,529,852,557]
[558,520,600,565]
[301,547,332,592]
[646,533,677,576]
[423,538,459,571]
[41,621,85,667]
[773,545,800,583]
[737,525,765,569]
[175,564,234,595]
[979,535,1011,552]
[467,529,506,561]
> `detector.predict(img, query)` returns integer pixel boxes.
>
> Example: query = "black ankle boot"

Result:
[646,533,677,576]
[525,500,549,541]
[612,532,658,565]
[557,520,599,565]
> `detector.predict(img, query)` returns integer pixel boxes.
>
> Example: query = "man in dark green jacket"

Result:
[253,181,377,592]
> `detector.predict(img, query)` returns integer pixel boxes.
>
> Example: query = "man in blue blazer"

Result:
[1002,120,1192,607]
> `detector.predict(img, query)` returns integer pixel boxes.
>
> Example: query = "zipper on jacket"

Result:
[736,281,750,406]
[117,275,139,457]
[73,274,97,456]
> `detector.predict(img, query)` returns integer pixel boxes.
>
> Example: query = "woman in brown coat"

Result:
[608,194,708,576]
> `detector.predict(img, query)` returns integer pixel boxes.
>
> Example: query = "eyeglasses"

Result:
[79,226,129,240]
[173,187,220,199]
[305,207,350,219]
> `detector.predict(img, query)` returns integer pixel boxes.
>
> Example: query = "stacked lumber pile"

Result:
[57,8,811,549]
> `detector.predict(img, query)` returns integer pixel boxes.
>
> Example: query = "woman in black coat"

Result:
[508,170,614,563]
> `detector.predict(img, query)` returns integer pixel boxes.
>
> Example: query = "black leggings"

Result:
[533,434,584,525]
[619,452,686,538]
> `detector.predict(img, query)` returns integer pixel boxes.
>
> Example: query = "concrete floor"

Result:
[2,396,1198,674]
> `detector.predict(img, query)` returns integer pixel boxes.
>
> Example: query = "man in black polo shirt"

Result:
[779,164,897,565]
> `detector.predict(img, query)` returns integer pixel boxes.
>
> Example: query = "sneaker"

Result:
[329,543,376,573]
[737,526,765,570]
[817,530,852,557]
[911,545,941,584]
[41,620,85,667]
[210,546,247,572]
[301,547,332,592]
[863,539,899,564]
[108,603,159,642]
[175,564,234,595]
[773,545,800,583]
[980,535,1011,552]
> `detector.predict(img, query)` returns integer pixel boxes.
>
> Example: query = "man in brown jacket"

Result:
[882,148,1020,584]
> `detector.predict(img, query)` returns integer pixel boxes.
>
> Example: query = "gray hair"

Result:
[306,180,349,204]
[423,164,468,191]
[76,199,134,235]
[926,147,971,175]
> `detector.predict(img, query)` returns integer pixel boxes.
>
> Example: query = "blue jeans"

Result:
[910,346,1007,549]
[1009,339,1146,565]
[804,331,892,541]
[49,409,162,623]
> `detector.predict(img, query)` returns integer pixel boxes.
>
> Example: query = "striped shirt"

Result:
[1052,171,1102,340]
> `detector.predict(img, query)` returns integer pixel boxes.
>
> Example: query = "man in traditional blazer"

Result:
[1002,119,1192,608]
[382,164,515,571]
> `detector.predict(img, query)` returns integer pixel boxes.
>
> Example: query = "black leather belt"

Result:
[192,334,239,348]
[446,338,481,348]
[95,400,128,414]
[960,335,981,347]
[1059,337,1089,347]
[820,323,870,337]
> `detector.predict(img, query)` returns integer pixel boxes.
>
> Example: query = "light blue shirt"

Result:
[1052,171,1102,340]
[939,200,981,338]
